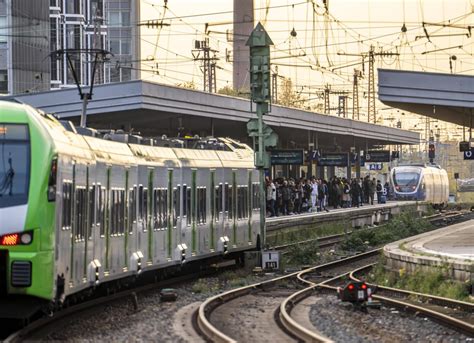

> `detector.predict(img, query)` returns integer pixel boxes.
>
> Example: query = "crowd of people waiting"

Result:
[265,175,390,217]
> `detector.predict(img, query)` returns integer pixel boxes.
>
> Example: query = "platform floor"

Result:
[384,219,474,281]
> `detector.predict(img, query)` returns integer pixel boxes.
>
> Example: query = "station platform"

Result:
[266,201,427,232]
[383,220,474,282]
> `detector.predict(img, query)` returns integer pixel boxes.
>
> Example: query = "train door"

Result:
[107,165,127,275]
[235,169,249,247]
[136,166,150,267]
[224,169,237,249]
[214,168,225,253]
[172,167,182,262]
[151,167,170,264]
[71,162,88,287]
[127,165,139,270]
[92,162,108,281]
[56,155,74,295]
[84,163,95,283]
[195,168,210,256]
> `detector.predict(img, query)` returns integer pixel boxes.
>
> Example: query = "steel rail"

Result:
[196,249,381,342]
[5,270,214,342]
[349,264,474,336]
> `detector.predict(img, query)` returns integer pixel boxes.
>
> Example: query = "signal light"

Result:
[1,234,19,246]
[347,283,355,291]
[428,143,435,159]
[361,283,367,290]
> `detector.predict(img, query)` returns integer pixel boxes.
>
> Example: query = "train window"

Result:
[88,184,95,239]
[62,181,72,229]
[111,190,116,235]
[143,187,148,231]
[173,186,179,227]
[197,187,207,224]
[162,189,168,229]
[110,189,125,236]
[98,186,105,237]
[237,186,249,220]
[138,185,144,222]
[182,185,187,217]
[225,183,233,220]
[153,188,168,230]
[128,186,137,233]
[74,187,87,241]
[187,187,192,226]
[252,183,260,210]
[214,184,222,222]
[119,190,125,235]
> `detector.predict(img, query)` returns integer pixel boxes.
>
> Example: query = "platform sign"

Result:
[307,149,321,161]
[368,163,383,171]
[349,153,365,166]
[270,150,304,165]
[262,251,280,270]
[463,148,474,160]
[365,150,391,163]
[318,153,349,166]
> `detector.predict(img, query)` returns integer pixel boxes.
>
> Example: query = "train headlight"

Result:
[20,233,32,245]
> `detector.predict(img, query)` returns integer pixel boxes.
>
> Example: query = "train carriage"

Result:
[0,101,260,308]
[390,164,449,207]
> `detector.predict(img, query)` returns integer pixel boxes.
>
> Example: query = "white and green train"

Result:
[0,101,260,306]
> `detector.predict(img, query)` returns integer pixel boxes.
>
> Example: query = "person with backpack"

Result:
[376,180,384,203]
[342,179,351,208]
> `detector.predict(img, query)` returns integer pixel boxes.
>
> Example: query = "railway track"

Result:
[195,249,381,342]
[350,264,474,336]
[3,269,224,342]
[5,210,471,341]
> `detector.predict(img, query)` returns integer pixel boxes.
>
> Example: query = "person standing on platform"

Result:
[342,179,351,208]
[281,180,291,215]
[368,178,376,205]
[311,178,318,211]
[363,176,370,204]
[384,181,390,200]
[266,178,276,217]
[358,178,364,206]
[350,179,361,208]
[303,179,312,212]
[376,180,383,203]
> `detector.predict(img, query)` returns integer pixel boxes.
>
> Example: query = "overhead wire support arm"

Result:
[52,48,112,128]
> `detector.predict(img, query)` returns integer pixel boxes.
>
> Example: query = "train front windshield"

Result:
[393,171,420,191]
[0,124,30,208]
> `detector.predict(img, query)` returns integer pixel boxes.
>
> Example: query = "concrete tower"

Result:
[233,0,254,91]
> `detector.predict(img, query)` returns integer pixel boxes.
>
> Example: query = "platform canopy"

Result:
[378,69,474,127]
[10,79,419,151]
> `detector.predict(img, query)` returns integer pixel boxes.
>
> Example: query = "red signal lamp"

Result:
[1,233,19,246]
[347,283,355,291]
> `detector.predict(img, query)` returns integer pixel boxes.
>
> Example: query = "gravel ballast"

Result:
[309,295,472,342]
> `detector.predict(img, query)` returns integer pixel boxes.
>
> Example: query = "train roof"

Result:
[394,163,443,169]
[10,102,254,169]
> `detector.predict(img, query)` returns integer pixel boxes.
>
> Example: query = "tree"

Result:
[276,77,305,109]
[176,81,197,89]
[217,85,250,99]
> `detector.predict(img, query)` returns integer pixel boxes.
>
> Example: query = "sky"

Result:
[137,0,474,139]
